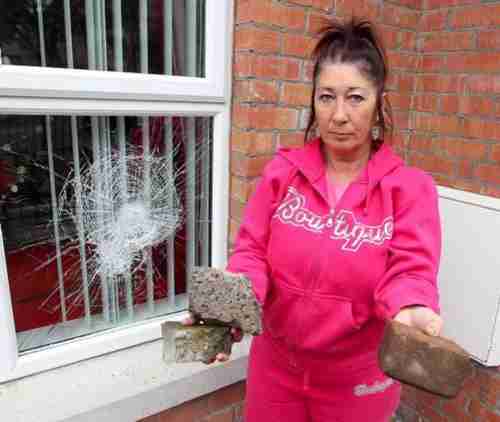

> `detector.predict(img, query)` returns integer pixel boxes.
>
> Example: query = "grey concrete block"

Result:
[188,267,263,335]
[378,320,473,398]
[162,322,232,364]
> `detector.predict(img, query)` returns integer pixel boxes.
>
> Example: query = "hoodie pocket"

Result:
[298,292,360,352]
[263,281,304,346]
[264,282,360,352]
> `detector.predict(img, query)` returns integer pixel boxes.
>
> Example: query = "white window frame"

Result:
[0,0,233,383]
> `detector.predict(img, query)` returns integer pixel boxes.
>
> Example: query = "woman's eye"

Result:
[349,95,364,103]
[318,94,334,102]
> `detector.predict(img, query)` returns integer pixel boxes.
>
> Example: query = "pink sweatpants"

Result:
[245,335,401,422]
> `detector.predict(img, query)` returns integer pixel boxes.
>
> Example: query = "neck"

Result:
[323,144,371,185]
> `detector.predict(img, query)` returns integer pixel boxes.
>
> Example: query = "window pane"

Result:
[0,0,206,77]
[0,114,212,352]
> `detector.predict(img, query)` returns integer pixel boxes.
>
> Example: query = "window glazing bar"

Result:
[164,0,175,307]
[85,0,96,70]
[185,0,198,282]
[64,0,92,323]
[37,0,67,322]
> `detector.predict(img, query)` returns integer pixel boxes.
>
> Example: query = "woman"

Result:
[213,18,441,421]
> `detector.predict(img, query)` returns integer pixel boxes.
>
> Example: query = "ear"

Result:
[380,92,391,123]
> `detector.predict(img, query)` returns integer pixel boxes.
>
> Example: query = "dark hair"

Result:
[304,18,393,146]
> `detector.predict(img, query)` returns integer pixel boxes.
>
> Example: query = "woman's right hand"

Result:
[181,313,243,364]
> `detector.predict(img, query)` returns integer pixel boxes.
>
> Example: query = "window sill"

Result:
[0,332,251,422]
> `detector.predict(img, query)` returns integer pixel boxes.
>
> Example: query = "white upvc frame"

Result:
[0,1,227,103]
[0,0,233,383]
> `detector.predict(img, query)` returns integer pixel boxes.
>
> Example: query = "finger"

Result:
[231,328,243,342]
[216,353,230,362]
[425,318,443,337]
[180,313,197,325]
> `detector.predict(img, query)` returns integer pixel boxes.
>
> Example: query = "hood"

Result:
[277,137,404,213]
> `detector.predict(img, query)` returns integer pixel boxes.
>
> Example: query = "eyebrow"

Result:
[318,87,368,93]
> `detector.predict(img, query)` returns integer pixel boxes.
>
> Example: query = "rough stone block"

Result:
[378,320,473,398]
[162,322,233,364]
[188,267,263,335]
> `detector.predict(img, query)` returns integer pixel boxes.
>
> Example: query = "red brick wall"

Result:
[142,1,500,421]
[138,381,245,422]
[409,0,500,197]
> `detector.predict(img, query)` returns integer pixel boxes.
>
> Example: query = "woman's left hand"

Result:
[393,306,443,336]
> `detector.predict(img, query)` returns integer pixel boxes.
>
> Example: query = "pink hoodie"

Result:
[227,137,441,372]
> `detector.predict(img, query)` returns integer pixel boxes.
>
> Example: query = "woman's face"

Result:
[314,62,379,159]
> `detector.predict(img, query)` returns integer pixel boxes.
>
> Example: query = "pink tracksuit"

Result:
[227,138,441,422]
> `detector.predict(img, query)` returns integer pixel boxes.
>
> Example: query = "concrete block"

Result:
[188,267,262,335]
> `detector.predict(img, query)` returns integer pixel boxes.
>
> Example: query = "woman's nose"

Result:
[331,100,348,124]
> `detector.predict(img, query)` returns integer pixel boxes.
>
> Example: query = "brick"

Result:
[459,96,495,116]
[409,152,456,174]
[336,0,380,21]
[466,75,500,95]
[205,409,234,422]
[231,130,274,155]
[229,218,240,244]
[469,398,500,421]
[391,0,420,8]
[440,95,459,114]
[231,151,273,178]
[482,185,500,199]
[491,144,500,163]
[476,367,500,409]
[379,321,473,398]
[387,51,419,70]
[420,10,449,32]
[475,164,500,185]
[414,113,462,135]
[237,0,307,31]
[400,31,417,50]
[153,396,209,422]
[419,31,475,52]
[233,54,301,80]
[393,111,411,130]
[395,74,416,92]
[278,133,305,149]
[230,198,246,222]
[447,52,500,74]
[457,158,474,179]
[288,0,332,11]
[233,105,299,130]
[382,4,419,29]
[450,4,500,28]
[233,80,279,103]
[389,92,412,110]
[454,178,482,194]
[423,0,480,10]
[207,382,246,413]
[416,403,448,422]
[281,82,312,107]
[416,74,466,93]
[303,60,315,82]
[463,118,500,141]
[436,138,488,160]
[234,27,281,54]
[441,390,471,421]
[379,26,400,50]
[433,173,455,188]
[283,33,316,58]
[409,134,434,152]
[308,13,328,35]
[231,176,258,202]
[478,30,500,50]
[417,55,447,72]
[412,94,439,112]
